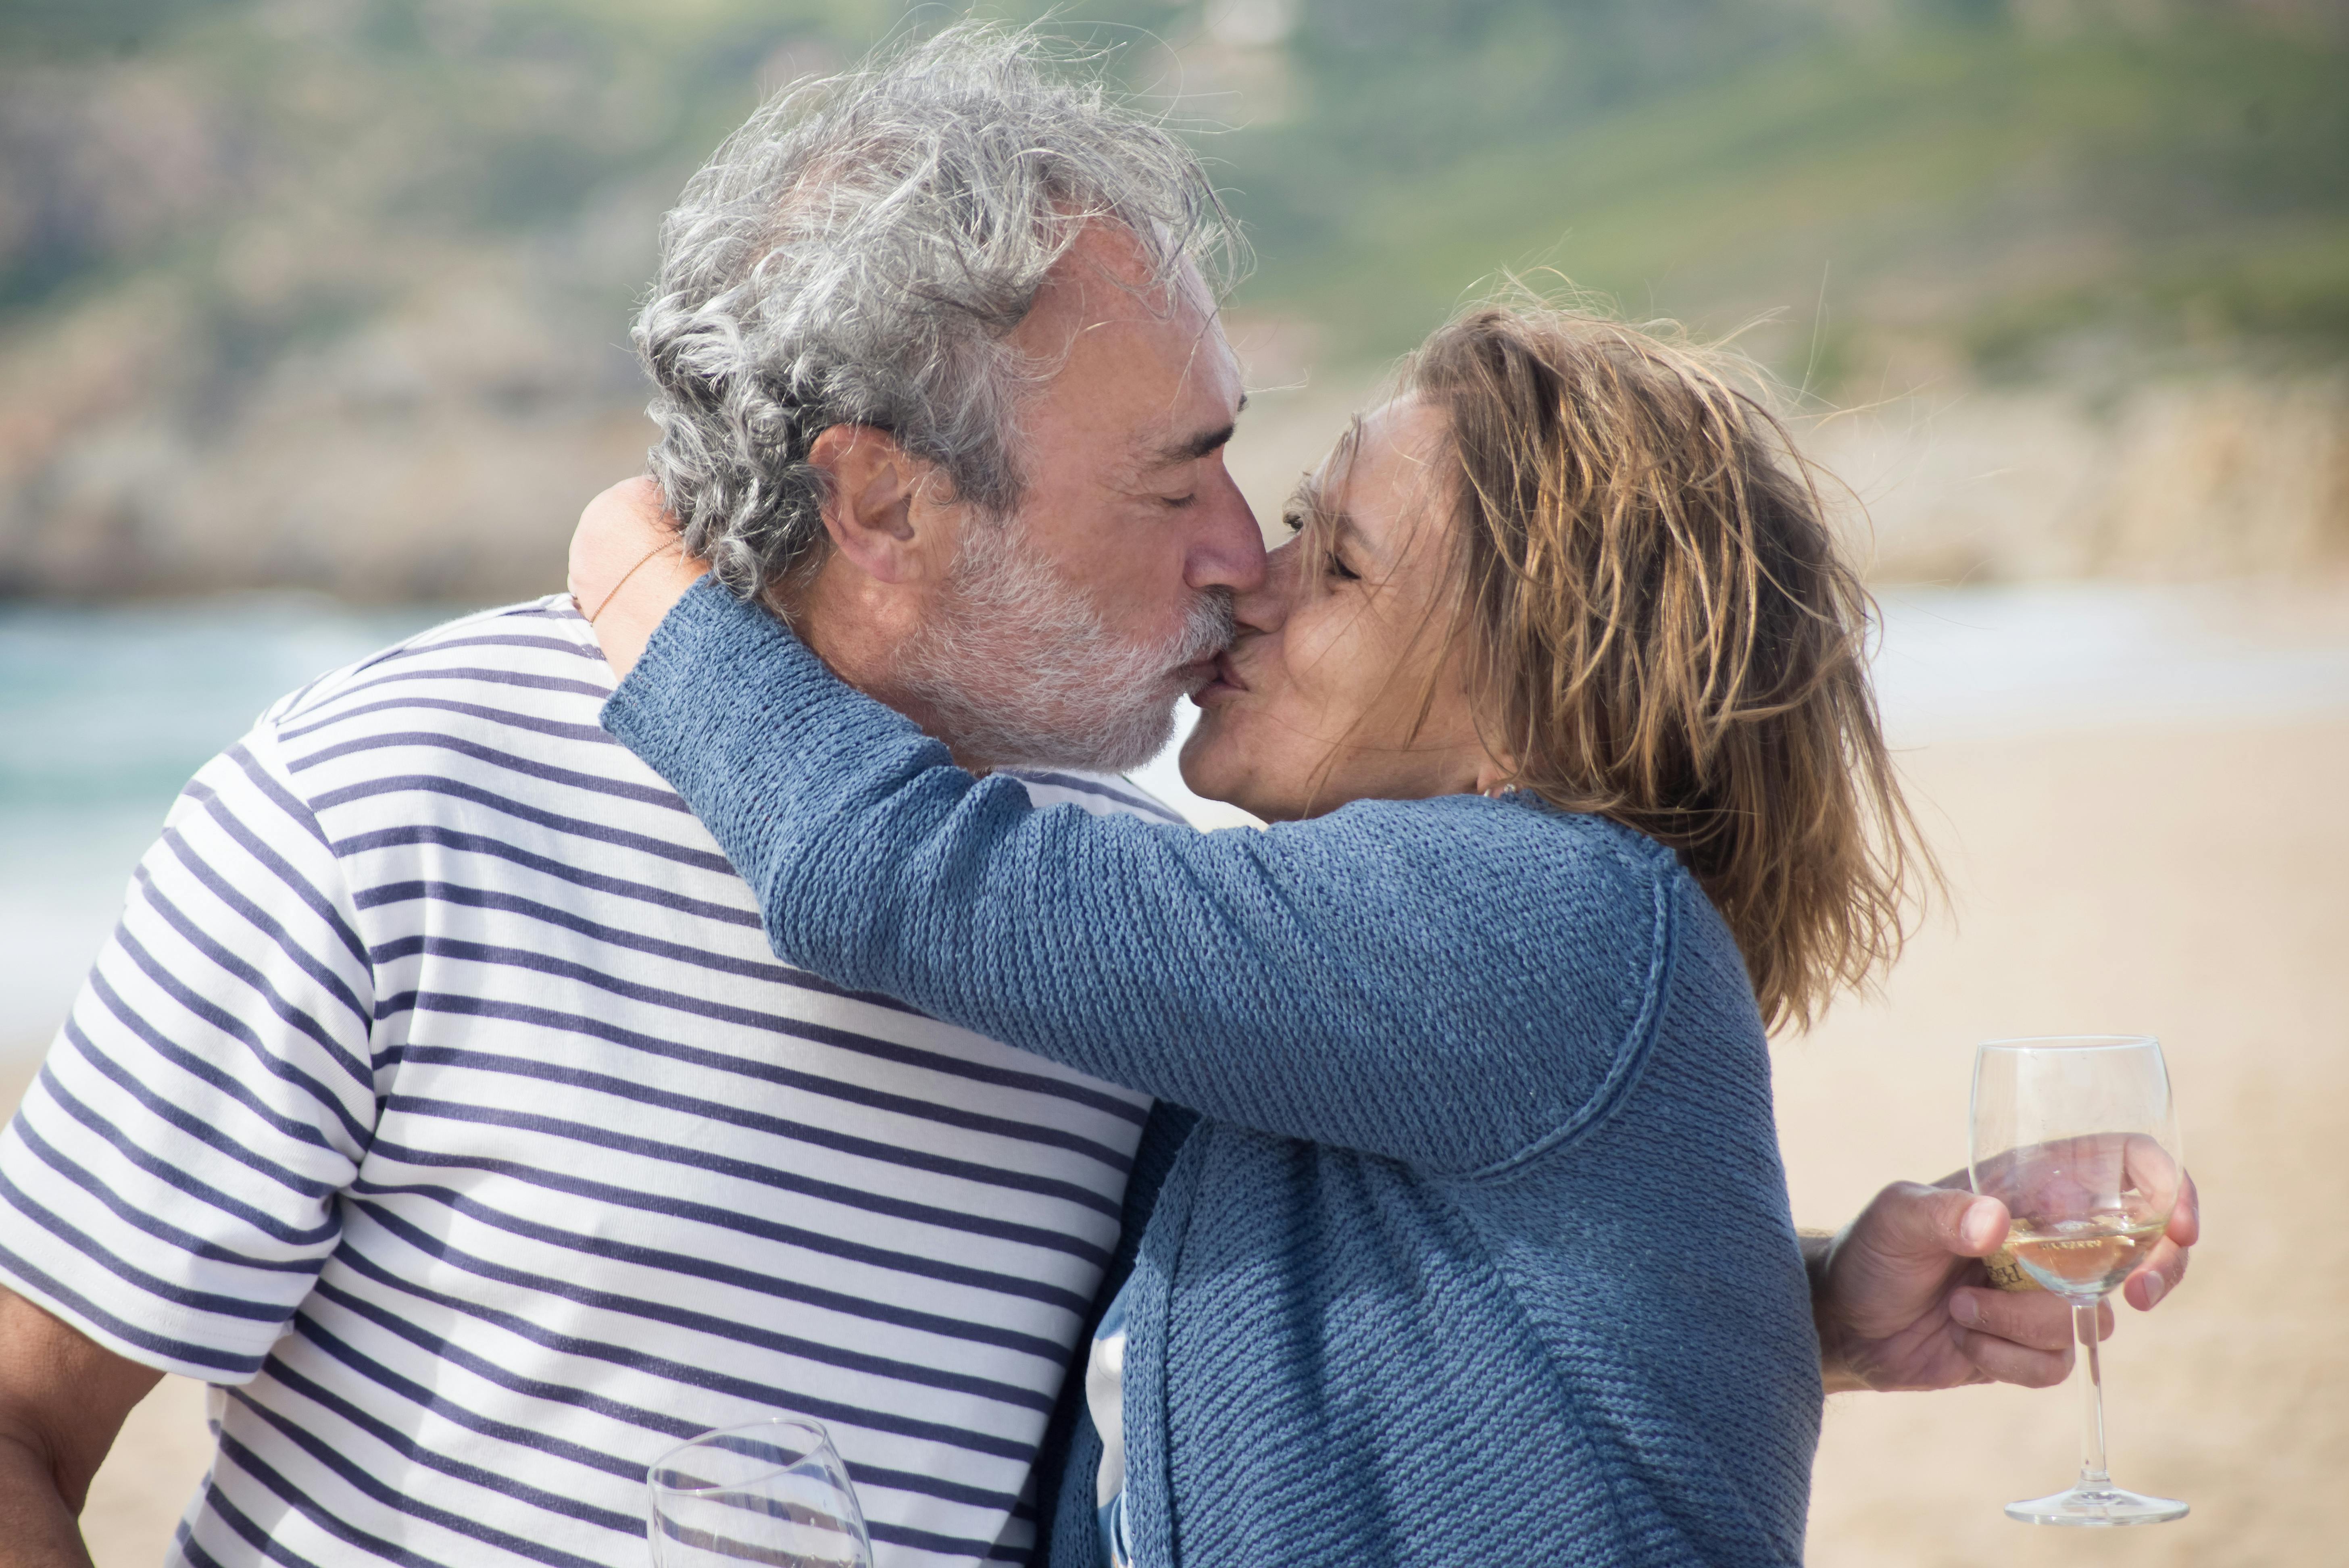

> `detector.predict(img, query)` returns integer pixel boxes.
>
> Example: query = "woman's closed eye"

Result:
[1283,506,1361,583]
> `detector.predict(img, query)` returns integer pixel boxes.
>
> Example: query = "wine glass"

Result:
[647,1416,875,1567]
[1969,1034,2187,1526]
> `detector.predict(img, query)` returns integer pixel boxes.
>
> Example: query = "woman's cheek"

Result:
[1280,616,1349,706]
[1285,617,1383,741]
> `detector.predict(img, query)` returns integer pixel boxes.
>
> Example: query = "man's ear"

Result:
[808,425,952,584]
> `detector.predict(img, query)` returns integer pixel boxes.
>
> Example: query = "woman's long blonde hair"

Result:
[1400,301,1930,1032]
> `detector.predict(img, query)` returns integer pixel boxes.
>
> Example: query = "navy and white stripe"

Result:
[0,597,1157,1568]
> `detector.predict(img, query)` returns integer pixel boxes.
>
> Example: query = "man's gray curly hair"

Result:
[633,24,1242,598]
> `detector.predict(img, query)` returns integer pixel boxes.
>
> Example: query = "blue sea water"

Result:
[6,583,2349,1053]
[0,597,451,1047]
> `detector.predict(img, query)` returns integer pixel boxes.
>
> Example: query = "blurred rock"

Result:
[1805,375,2349,583]
[0,245,653,601]
[0,0,821,602]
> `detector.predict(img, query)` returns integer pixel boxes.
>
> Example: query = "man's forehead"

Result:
[1126,320,1244,471]
[1008,225,1242,466]
[1019,223,1221,344]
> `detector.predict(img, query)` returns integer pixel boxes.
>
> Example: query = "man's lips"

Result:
[1192,650,1248,702]
[1172,656,1220,697]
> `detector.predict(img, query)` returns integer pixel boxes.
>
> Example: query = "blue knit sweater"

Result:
[603,580,1823,1568]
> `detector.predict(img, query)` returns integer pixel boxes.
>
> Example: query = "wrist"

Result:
[1803,1227,1869,1394]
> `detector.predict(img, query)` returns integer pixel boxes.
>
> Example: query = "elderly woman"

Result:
[577,304,2063,1565]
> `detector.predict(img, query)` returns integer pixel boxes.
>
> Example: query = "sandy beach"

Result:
[9,709,2344,1565]
[1787,713,2348,1566]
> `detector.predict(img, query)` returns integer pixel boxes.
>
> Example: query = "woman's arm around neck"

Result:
[604,579,1683,1176]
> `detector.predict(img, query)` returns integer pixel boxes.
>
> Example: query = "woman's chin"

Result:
[1178,716,1254,814]
[1180,710,1320,822]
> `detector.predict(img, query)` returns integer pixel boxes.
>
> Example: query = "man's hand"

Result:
[568,477,709,681]
[0,1288,160,1567]
[1809,1171,2198,1394]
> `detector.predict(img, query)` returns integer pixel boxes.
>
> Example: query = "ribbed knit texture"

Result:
[604,579,1823,1568]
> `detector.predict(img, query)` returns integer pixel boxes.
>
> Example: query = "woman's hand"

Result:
[1810,1170,2198,1393]
[569,477,711,680]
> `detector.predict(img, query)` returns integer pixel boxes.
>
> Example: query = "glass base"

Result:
[2005,1483,2189,1527]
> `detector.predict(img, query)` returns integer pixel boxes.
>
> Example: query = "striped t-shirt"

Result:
[0,596,1176,1568]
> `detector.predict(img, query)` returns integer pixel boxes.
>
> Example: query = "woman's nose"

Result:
[1234,538,1299,637]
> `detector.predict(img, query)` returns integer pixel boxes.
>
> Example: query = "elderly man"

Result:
[0,28,2188,1568]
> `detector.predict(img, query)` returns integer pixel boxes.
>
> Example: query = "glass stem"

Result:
[2074,1298,2109,1489]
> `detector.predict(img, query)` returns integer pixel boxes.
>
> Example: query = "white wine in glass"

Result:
[1970,1034,2187,1526]
[647,1416,874,1567]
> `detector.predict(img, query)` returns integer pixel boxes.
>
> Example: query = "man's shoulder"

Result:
[266,595,611,734]
[1000,767,1190,826]
[217,593,652,837]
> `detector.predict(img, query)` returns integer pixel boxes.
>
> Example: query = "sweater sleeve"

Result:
[602,579,1675,1176]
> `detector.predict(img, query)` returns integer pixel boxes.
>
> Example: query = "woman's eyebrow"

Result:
[1292,477,1370,558]
[1286,473,1328,523]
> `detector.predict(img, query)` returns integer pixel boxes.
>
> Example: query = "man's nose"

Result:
[1183,462,1267,600]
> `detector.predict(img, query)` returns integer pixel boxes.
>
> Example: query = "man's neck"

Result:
[774,565,999,774]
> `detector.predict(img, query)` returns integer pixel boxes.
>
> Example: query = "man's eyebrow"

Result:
[1146,392,1248,468]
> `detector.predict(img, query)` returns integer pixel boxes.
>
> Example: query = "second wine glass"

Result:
[647,1416,874,1568]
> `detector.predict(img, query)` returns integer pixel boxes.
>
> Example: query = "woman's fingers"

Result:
[1948,1288,2111,1387]
[2121,1170,2196,1311]
[1932,1165,2197,1317]
[569,477,677,615]
[2122,1233,2190,1311]
[1947,1285,2099,1351]
[1860,1181,2007,1266]
[2166,1171,2201,1247]
[569,478,711,679]
[1948,1325,2071,1389]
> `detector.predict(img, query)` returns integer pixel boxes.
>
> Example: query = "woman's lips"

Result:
[1192,650,1249,706]
[1173,657,1221,697]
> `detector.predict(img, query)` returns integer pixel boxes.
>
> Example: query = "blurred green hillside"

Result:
[0,0,894,377]
[0,0,2341,597]
[1228,3,2349,385]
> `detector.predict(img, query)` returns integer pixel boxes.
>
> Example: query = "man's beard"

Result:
[894,517,1235,773]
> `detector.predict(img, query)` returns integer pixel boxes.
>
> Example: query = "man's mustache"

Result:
[1169,586,1238,671]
